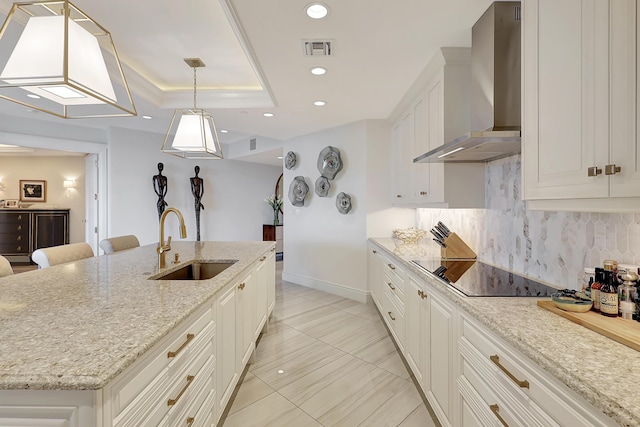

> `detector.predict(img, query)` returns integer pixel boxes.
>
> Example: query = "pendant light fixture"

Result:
[0,0,136,118]
[161,58,223,160]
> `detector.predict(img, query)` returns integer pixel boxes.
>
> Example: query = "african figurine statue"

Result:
[152,162,168,221]
[191,166,205,241]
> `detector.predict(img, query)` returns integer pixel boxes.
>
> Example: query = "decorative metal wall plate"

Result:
[285,151,297,170]
[317,146,343,179]
[336,192,352,214]
[288,176,309,207]
[315,176,330,197]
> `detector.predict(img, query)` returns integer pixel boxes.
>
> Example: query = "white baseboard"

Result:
[281,271,369,303]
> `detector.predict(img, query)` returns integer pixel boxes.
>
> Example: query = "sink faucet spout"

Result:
[158,207,187,269]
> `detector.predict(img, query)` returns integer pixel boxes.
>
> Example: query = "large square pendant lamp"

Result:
[161,58,223,160]
[0,0,136,118]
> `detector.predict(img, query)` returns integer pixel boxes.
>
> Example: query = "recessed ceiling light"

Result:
[306,3,328,19]
[263,112,275,117]
[142,115,152,120]
[311,67,327,76]
[26,94,40,99]
[220,129,229,133]
[314,100,326,106]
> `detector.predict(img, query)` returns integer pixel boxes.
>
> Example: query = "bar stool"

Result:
[0,255,13,277]
[99,235,140,254]
[31,242,94,269]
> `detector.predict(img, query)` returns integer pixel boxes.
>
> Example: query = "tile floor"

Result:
[220,263,438,427]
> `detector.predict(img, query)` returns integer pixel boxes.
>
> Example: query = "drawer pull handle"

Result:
[490,355,529,388]
[260,256,266,261]
[16,225,21,231]
[187,417,195,426]
[372,249,377,254]
[587,166,602,177]
[387,311,396,321]
[419,191,427,196]
[418,290,427,299]
[396,194,403,198]
[16,236,21,241]
[387,263,395,270]
[16,246,21,251]
[167,375,195,406]
[238,282,245,290]
[167,333,195,358]
[489,404,509,427]
[17,215,22,220]
[387,282,396,291]
[604,164,621,175]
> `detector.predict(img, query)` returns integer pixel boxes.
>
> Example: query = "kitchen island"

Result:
[0,240,275,425]
[370,238,638,427]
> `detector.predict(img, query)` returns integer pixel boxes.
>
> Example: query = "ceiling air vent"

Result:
[303,40,333,56]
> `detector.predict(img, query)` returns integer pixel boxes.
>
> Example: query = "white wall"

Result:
[281,120,414,302]
[108,127,282,247]
[0,156,86,243]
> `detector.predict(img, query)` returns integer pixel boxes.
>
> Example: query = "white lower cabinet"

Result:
[368,244,619,427]
[0,249,276,426]
[458,313,618,427]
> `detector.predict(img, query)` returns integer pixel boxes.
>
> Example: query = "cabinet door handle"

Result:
[418,290,427,299]
[167,375,195,406]
[372,249,377,254]
[419,191,427,196]
[387,282,396,291]
[387,263,395,270]
[260,256,266,261]
[489,404,509,427]
[387,311,396,321]
[587,166,602,177]
[490,355,529,388]
[238,282,245,290]
[187,417,195,426]
[396,194,403,198]
[604,164,621,175]
[271,247,276,252]
[167,333,195,358]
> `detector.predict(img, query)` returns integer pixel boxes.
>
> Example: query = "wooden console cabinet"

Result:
[0,209,69,262]
[262,224,283,253]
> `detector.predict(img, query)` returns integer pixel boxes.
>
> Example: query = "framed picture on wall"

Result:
[19,180,46,202]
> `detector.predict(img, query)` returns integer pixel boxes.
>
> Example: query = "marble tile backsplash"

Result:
[416,155,640,290]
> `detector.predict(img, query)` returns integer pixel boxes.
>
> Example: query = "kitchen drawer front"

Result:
[164,335,215,427]
[0,240,29,255]
[107,304,214,425]
[381,253,406,290]
[460,313,617,427]
[459,337,539,426]
[383,271,404,305]
[383,284,405,350]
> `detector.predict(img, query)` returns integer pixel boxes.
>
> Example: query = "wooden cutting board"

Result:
[537,300,640,352]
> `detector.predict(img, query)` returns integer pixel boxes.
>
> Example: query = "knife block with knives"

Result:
[431,222,477,260]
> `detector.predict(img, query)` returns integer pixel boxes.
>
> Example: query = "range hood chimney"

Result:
[415,1,521,163]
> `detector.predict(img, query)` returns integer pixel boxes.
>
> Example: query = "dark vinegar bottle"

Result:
[600,270,619,318]
[591,268,604,313]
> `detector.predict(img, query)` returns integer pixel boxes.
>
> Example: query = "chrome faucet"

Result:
[158,207,187,269]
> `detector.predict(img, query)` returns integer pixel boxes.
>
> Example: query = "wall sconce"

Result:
[63,179,76,196]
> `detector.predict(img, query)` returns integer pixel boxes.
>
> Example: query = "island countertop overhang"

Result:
[0,240,274,390]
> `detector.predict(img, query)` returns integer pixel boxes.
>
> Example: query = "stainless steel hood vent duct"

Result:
[415,1,521,163]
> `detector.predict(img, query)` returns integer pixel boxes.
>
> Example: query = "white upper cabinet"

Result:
[522,0,640,211]
[390,48,485,208]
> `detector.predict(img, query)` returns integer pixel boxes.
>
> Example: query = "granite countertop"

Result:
[0,240,274,391]
[371,238,639,427]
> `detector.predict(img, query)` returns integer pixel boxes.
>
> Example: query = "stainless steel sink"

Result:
[153,261,237,280]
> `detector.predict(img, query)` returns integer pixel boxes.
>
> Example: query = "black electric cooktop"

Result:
[411,259,559,297]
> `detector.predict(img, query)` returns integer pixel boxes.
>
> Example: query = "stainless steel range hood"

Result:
[415,1,521,163]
